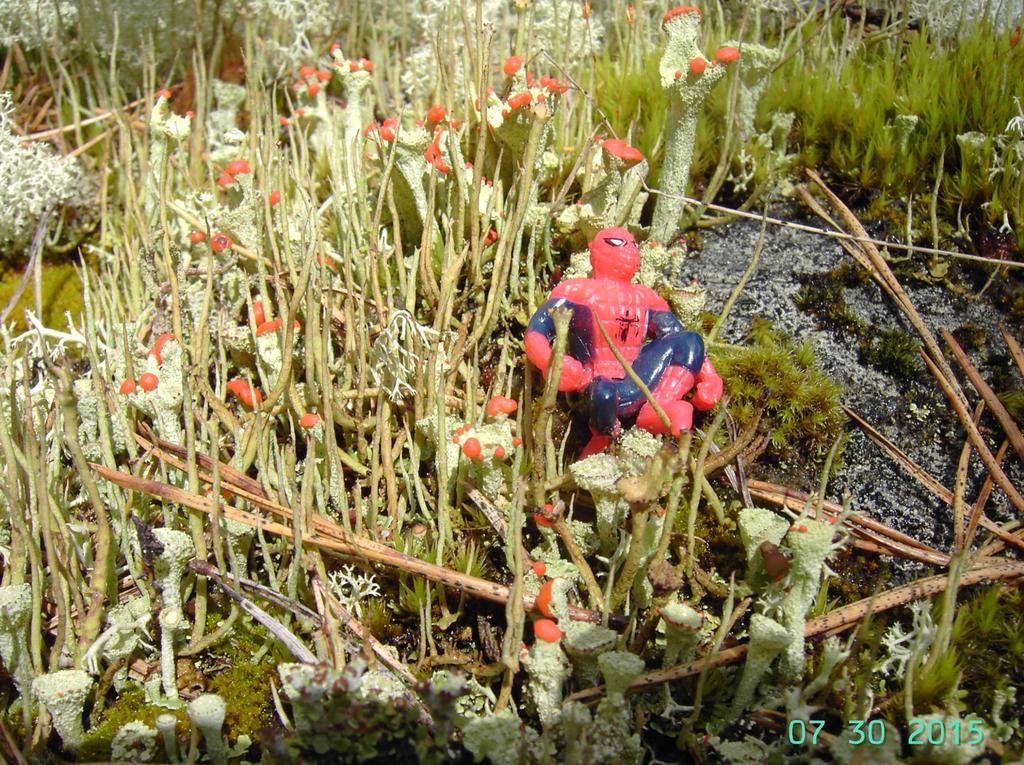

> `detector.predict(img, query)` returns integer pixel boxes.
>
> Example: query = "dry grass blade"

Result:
[566,559,1024,703]
[918,350,1024,515]
[943,329,1024,464]
[190,560,318,664]
[1000,323,1024,378]
[842,405,954,504]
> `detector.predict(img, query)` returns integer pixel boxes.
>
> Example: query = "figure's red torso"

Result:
[551,277,670,379]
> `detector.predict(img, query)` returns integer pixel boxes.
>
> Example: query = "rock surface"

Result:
[680,209,1023,579]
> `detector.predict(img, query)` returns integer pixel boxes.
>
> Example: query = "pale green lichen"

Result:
[110,720,159,763]
[206,81,247,165]
[0,91,89,254]
[728,613,791,717]
[650,9,731,244]
[32,669,94,751]
[778,516,846,678]
[187,693,228,765]
[522,631,571,727]
[738,506,790,569]
[82,594,153,683]
[660,599,703,667]
[589,651,645,765]
[564,622,617,686]
[0,583,33,698]
[721,41,781,140]
[570,453,628,553]
[155,713,179,762]
[462,707,540,765]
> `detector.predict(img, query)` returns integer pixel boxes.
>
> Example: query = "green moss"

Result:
[207,661,276,741]
[950,584,1024,740]
[950,322,988,353]
[859,328,921,380]
[715,318,845,466]
[77,686,187,763]
[794,276,867,336]
[0,262,85,331]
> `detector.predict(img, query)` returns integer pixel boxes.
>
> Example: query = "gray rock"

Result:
[677,210,1023,579]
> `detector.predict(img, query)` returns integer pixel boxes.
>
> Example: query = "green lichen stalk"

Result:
[728,613,791,717]
[650,7,732,244]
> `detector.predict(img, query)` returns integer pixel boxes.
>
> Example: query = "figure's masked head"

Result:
[589,227,641,282]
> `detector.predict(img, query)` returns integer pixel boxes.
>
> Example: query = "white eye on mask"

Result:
[604,237,626,247]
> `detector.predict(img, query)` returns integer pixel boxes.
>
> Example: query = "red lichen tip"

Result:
[715,46,740,64]
[426,104,447,123]
[139,372,159,392]
[269,190,282,207]
[486,395,519,417]
[210,233,233,253]
[532,561,546,577]
[493,446,506,460]
[255,319,282,337]
[662,5,702,26]
[300,412,322,429]
[189,230,206,244]
[689,57,706,74]
[359,58,373,71]
[508,92,533,110]
[503,55,524,76]
[462,437,482,460]
[602,138,644,163]
[148,333,177,364]
[299,65,317,79]
[156,88,173,101]
[279,116,290,126]
[512,436,523,447]
[225,159,251,176]
[534,618,562,643]
[252,302,267,326]
[226,378,263,408]
[119,379,136,395]
[674,70,683,80]
[307,83,321,97]
[316,69,332,82]
[217,171,235,188]
[535,579,557,618]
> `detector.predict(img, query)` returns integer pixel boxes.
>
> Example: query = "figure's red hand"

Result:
[692,357,723,410]
[557,356,592,392]
[525,331,552,375]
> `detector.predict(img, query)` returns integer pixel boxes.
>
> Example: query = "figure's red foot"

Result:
[580,427,614,457]
[636,399,693,436]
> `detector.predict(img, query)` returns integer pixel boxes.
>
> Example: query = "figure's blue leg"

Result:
[589,378,620,435]
[612,332,706,418]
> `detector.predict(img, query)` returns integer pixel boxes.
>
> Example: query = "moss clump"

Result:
[951,584,1024,741]
[77,686,187,762]
[794,264,869,336]
[0,261,85,331]
[715,318,845,464]
[859,328,921,380]
[207,661,276,743]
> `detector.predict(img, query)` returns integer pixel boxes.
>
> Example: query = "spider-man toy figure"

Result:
[525,226,723,456]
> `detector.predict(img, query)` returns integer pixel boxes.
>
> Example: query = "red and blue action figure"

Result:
[525,227,723,456]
